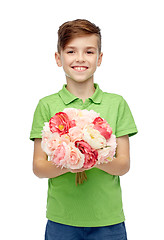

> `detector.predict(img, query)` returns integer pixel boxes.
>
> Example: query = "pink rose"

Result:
[81,109,100,121]
[60,134,71,145]
[41,122,52,145]
[106,134,117,159]
[97,134,117,164]
[97,147,111,164]
[41,131,60,156]
[75,110,100,129]
[68,126,83,142]
[46,133,60,153]
[76,116,91,129]
[75,140,98,169]
[49,112,76,135]
[66,143,85,169]
[63,108,79,120]
[92,117,112,140]
[51,142,69,167]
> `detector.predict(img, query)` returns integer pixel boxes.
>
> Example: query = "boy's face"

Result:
[55,34,103,84]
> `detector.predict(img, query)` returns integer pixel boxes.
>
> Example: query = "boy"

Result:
[30,19,138,240]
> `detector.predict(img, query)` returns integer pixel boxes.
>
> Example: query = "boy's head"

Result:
[57,19,101,54]
[55,19,103,85]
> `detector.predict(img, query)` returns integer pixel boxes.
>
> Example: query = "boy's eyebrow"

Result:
[65,46,97,50]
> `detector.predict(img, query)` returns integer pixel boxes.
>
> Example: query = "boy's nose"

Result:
[76,53,85,62]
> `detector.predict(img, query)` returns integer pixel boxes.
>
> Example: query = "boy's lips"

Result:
[71,66,88,72]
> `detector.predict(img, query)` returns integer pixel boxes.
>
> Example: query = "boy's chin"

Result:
[66,76,94,84]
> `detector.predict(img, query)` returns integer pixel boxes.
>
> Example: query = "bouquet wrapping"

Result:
[41,108,117,185]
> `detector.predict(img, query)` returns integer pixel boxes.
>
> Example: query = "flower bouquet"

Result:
[41,108,116,185]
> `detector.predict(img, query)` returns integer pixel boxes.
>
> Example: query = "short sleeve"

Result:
[30,100,50,141]
[115,97,138,138]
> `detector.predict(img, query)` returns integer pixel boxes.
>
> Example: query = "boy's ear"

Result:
[55,52,62,67]
[97,52,103,67]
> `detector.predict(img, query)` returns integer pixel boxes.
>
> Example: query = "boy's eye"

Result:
[67,51,74,54]
[87,51,94,54]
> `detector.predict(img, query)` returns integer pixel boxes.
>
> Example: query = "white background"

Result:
[1,0,164,239]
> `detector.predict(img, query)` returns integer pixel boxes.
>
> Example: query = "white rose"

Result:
[82,124,106,149]
[42,122,51,133]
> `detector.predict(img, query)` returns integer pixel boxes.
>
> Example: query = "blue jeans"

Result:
[45,220,127,240]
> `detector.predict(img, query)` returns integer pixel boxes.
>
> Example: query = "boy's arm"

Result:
[95,135,130,176]
[33,138,69,178]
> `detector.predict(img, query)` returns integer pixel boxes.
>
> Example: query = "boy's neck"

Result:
[66,79,96,103]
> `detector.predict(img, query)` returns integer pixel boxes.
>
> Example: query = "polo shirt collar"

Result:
[58,83,103,105]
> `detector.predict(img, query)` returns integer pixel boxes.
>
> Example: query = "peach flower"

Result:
[63,108,79,120]
[68,126,83,142]
[80,109,100,121]
[42,122,52,141]
[97,134,117,164]
[41,122,60,155]
[60,134,71,145]
[51,142,70,167]
[106,134,117,159]
[75,110,100,129]
[65,143,85,169]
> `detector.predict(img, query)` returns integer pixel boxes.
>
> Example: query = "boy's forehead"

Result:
[64,35,99,49]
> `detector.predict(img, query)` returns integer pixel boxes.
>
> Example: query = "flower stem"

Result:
[75,171,87,186]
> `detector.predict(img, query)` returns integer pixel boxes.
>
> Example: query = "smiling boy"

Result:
[55,33,103,103]
[30,19,137,240]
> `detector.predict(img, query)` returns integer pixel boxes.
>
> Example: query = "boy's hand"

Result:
[69,167,86,173]
[69,166,95,173]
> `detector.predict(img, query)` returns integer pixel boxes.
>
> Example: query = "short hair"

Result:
[57,19,101,53]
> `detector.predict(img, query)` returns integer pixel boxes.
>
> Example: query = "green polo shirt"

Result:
[30,83,138,227]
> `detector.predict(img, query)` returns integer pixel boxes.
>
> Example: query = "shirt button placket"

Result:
[83,99,91,109]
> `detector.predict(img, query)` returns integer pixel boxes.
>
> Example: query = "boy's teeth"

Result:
[74,67,87,70]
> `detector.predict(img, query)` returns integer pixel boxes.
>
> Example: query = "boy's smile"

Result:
[55,35,103,83]
[71,66,88,72]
